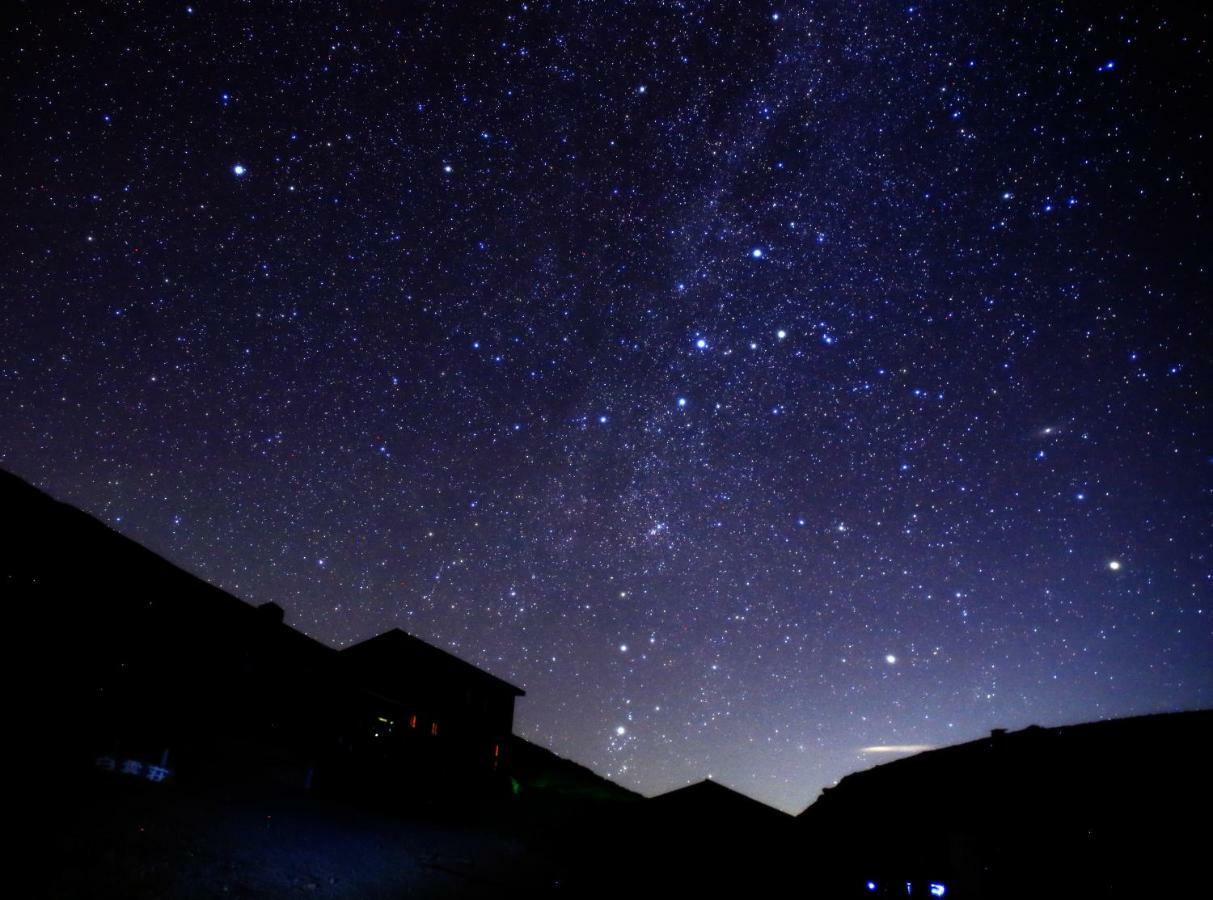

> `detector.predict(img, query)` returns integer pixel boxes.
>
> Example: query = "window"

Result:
[430,721,439,736]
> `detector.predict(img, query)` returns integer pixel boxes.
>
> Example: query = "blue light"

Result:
[929,884,947,898]
[866,882,878,892]
[232,164,246,176]
[751,247,764,258]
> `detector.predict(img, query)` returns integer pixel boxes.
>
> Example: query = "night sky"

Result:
[2,1,1209,812]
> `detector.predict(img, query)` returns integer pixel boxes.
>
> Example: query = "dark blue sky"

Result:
[2,0,1209,811]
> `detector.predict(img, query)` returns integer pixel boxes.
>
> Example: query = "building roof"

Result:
[649,778,790,823]
[2,467,521,699]
[341,628,525,697]
[798,708,1213,821]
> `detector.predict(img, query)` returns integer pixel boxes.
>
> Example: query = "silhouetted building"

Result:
[635,779,795,896]
[2,468,523,800]
[648,777,791,830]
[337,629,524,787]
[797,711,1213,899]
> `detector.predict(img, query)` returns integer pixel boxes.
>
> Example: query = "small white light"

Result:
[615,726,626,736]
[232,164,246,176]
[1108,560,1121,571]
[885,654,897,665]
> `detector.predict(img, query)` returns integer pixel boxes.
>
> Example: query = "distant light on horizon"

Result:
[860,744,934,755]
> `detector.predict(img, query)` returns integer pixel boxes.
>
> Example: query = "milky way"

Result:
[2,1,1209,811]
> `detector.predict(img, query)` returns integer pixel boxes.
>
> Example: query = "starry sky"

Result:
[2,1,1210,813]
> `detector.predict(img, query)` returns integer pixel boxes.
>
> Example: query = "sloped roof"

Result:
[341,628,525,696]
[798,708,1213,820]
[649,778,790,824]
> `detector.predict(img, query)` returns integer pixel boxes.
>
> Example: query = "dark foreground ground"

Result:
[27,772,567,900]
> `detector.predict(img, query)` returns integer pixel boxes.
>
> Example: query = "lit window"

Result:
[431,722,439,736]
[409,714,417,728]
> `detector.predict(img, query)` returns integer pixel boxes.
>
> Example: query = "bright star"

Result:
[1108,560,1122,571]
[232,164,246,176]
[776,329,787,339]
[885,654,897,665]
[615,725,626,736]
[751,247,764,258]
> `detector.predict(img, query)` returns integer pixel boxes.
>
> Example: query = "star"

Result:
[3,0,1204,820]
